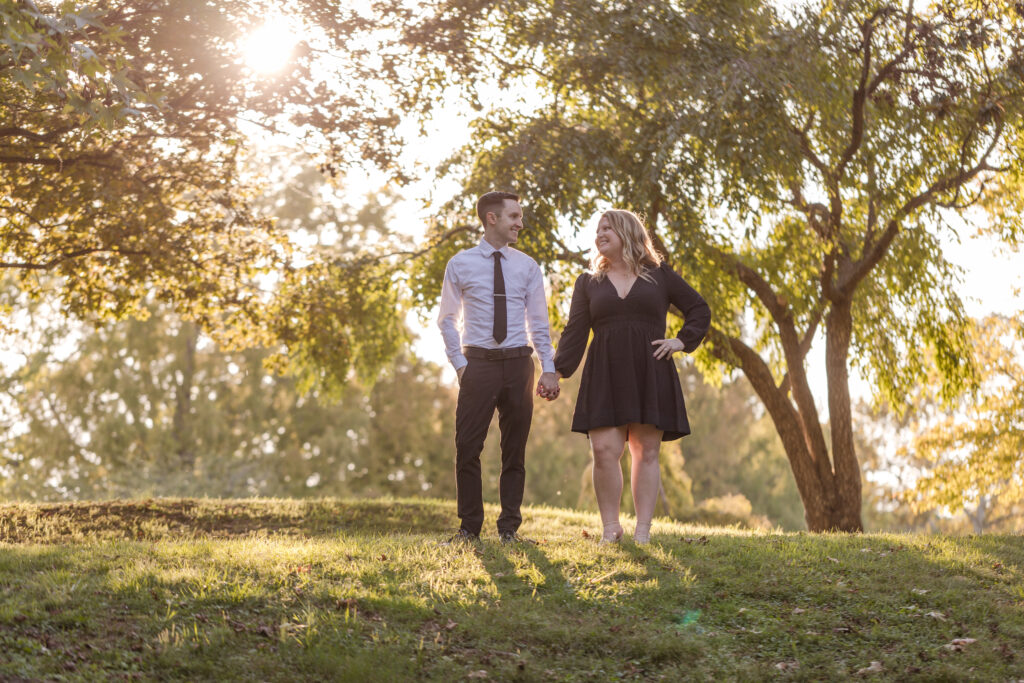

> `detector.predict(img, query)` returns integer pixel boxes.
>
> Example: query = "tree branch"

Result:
[706,327,835,516]
[0,152,119,170]
[0,247,150,271]
[0,124,76,142]
[845,114,1004,293]
[834,10,879,179]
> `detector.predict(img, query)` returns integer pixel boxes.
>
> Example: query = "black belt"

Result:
[464,346,533,360]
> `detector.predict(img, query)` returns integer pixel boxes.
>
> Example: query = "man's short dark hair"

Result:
[476,191,520,226]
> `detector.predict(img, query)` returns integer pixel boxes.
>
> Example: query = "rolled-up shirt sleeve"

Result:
[662,263,711,352]
[553,273,592,378]
[525,264,556,374]
[437,259,467,370]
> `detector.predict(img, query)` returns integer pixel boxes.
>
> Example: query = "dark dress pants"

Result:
[454,356,534,536]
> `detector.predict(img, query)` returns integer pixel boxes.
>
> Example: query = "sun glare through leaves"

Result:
[241,20,297,74]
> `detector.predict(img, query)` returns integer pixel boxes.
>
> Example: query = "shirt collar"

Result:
[477,238,509,259]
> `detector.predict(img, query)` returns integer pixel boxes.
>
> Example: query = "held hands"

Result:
[536,371,561,401]
[651,338,685,360]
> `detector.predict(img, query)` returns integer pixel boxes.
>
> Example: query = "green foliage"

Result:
[1,0,408,383]
[394,0,1024,397]
[377,0,1024,529]
[0,281,455,501]
[901,315,1024,532]
[1,498,1024,680]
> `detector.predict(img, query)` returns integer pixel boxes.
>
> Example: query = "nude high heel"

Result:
[601,521,624,544]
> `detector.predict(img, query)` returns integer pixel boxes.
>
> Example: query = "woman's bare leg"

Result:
[589,425,628,542]
[627,423,664,543]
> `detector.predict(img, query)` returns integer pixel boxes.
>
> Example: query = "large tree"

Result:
[1,0,406,384]
[382,0,1024,530]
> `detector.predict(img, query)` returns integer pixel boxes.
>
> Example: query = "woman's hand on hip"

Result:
[651,338,685,360]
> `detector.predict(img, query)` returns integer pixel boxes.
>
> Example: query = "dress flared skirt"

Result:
[570,322,691,441]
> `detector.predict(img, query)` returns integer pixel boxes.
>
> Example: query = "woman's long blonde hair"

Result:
[590,209,663,281]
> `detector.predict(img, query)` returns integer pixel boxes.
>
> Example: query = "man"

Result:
[438,191,561,544]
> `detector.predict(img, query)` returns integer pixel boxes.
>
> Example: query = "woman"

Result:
[553,210,711,543]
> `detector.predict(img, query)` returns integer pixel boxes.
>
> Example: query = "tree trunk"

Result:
[824,301,864,531]
[710,324,864,532]
[172,321,198,472]
[709,331,834,530]
[966,495,989,534]
[657,482,672,518]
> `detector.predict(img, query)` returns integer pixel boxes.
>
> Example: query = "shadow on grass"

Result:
[2,502,1023,680]
[0,498,454,544]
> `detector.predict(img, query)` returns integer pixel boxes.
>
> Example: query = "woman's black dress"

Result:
[553,262,711,441]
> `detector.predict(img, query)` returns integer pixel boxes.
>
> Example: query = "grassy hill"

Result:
[1,498,1022,681]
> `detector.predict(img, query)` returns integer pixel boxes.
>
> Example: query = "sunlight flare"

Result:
[242,20,297,74]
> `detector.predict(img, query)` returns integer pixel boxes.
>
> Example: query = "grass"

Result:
[0,498,1022,681]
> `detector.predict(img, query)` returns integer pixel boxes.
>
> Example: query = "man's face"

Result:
[487,199,523,245]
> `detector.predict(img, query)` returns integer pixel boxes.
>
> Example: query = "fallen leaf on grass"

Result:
[774,661,799,672]
[257,625,275,639]
[467,670,488,679]
[925,611,947,621]
[292,565,311,574]
[911,588,929,595]
[445,620,458,631]
[856,661,884,675]
[827,556,840,563]
[581,530,591,539]
[792,608,805,615]
[379,554,388,562]
[943,638,976,652]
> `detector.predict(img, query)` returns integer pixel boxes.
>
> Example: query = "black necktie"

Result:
[492,252,507,343]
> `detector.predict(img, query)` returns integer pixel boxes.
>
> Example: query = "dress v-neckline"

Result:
[607,273,639,300]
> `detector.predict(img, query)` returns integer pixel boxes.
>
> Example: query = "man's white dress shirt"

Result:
[438,238,556,373]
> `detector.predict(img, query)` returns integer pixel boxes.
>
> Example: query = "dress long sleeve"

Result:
[553,273,592,378]
[662,263,711,353]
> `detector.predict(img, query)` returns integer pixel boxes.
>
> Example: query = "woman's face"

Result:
[595,217,623,259]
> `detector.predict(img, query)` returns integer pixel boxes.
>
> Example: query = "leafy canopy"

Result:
[1,0,409,385]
